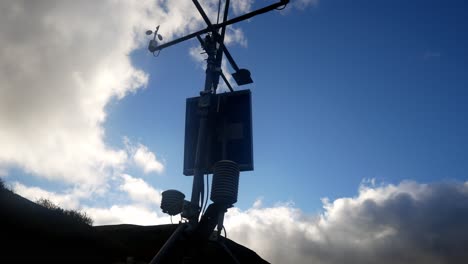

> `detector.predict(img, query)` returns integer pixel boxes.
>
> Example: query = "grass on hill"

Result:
[36,198,93,226]
[0,178,93,226]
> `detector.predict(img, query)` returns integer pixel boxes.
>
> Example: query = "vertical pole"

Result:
[190,34,217,223]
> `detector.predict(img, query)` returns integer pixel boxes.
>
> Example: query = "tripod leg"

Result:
[149,223,188,264]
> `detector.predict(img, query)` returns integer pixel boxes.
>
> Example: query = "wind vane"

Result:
[146,1,289,263]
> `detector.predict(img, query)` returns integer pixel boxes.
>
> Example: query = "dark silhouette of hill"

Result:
[1,184,122,263]
[95,224,269,263]
[0,182,268,263]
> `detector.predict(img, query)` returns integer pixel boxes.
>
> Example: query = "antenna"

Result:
[146,1,289,263]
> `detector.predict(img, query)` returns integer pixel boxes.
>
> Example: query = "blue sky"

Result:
[1,1,468,263]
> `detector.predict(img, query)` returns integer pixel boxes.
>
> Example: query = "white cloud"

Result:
[224,27,248,47]
[0,0,248,188]
[189,45,206,65]
[133,145,165,175]
[0,1,153,187]
[12,181,89,210]
[225,181,468,264]
[85,174,168,226]
[123,138,164,174]
[84,204,169,226]
[231,0,254,15]
[119,174,162,205]
[252,197,263,208]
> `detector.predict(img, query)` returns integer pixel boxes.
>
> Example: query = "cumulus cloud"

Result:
[231,0,254,15]
[84,204,169,226]
[123,138,164,174]
[225,181,468,264]
[133,145,165,175]
[0,0,246,188]
[86,174,166,225]
[224,27,248,47]
[119,173,162,205]
[0,0,151,187]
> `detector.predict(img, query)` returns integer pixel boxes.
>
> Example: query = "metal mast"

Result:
[146,1,289,263]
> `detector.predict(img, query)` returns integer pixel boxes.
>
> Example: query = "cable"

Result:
[200,188,204,212]
[170,215,173,224]
[200,172,205,215]
[202,173,210,215]
[223,225,227,238]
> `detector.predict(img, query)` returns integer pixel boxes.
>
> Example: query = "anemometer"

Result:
[146,26,163,56]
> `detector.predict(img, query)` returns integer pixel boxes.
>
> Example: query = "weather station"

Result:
[145,1,290,263]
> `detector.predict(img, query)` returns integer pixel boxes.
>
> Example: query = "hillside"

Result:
[0,184,268,263]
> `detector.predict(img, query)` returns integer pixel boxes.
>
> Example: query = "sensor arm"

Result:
[220,0,289,28]
[151,0,290,52]
[220,43,239,72]
[220,72,234,92]
[192,0,242,83]
[192,0,214,28]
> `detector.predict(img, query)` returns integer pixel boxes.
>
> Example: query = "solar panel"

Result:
[183,89,253,176]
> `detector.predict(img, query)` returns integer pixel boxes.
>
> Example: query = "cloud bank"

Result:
[225,181,468,264]
[13,179,468,263]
